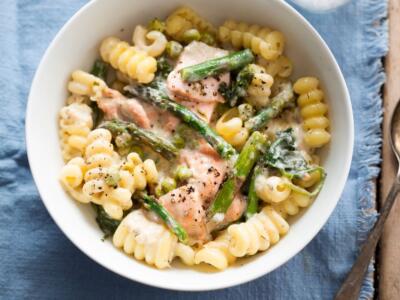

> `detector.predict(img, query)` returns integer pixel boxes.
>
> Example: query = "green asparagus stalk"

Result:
[142,194,188,243]
[245,81,294,131]
[209,131,267,216]
[125,84,237,159]
[245,164,262,220]
[102,120,178,160]
[90,59,108,80]
[180,49,255,82]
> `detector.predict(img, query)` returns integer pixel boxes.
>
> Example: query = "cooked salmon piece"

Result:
[178,100,217,123]
[167,41,230,104]
[206,194,247,233]
[96,87,179,133]
[158,184,209,244]
[96,88,152,129]
[179,144,228,205]
[158,144,229,245]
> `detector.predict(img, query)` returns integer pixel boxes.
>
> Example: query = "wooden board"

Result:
[379,0,400,298]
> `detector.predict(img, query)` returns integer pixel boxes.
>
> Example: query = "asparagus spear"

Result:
[102,120,178,160]
[209,131,267,216]
[142,194,188,243]
[245,164,262,220]
[180,49,255,82]
[90,59,108,80]
[125,83,237,159]
[245,81,294,131]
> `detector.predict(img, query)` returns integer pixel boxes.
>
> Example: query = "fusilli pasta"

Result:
[194,231,236,270]
[81,128,133,220]
[195,206,289,269]
[255,175,291,203]
[113,209,195,269]
[271,191,312,218]
[67,70,107,99]
[216,107,249,147]
[227,206,289,257]
[60,157,91,203]
[246,64,274,107]
[166,7,216,41]
[100,37,157,83]
[218,20,285,61]
[294,77,331,148]
[257,55,293,78]
[122,152,159,190]
[132,25,168,57]
[59,102,93,161]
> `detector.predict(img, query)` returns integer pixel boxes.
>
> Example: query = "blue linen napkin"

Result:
[0,0,387,299]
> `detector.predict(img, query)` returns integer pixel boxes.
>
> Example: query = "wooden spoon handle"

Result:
[335,179,400,300]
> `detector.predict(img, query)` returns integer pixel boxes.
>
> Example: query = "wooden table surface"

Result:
[379,0,400,299]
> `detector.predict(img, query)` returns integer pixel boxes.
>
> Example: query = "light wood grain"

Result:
[379,0,400,298]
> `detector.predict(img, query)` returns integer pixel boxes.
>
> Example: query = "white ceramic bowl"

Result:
[26,0,353,291]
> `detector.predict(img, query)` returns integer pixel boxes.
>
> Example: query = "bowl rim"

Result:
[26,0,354,291]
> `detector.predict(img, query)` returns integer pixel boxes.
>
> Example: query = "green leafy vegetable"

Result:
[91,204,120,238]
[283,170,326,197]
[89,60,108,127]
[90,59,108,80]
[156,56,173,78]
[218,65,254,106]
[264,128,324,180]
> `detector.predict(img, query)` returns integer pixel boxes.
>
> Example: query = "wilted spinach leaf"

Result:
[265,128,312,179]
[219,65,254,107]
[91,204,121,238]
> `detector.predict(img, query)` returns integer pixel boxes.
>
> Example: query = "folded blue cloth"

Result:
[0,0,387,299]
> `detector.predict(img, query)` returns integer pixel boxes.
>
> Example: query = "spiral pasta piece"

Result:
[113,209,195,269]
[121,152,159,190]
[218,20,285,61]
[246,64,274,107]
[194,231,236,270]
[166,6,216,41]
[132,25,167,57]
[257,56,293,78]
[272,191,313,219]
[255,175,291,203]
[59,103,93,161]
[216,107,249,147]
[294,77,331,148]
[227,206,289,258]
[100,37,157,83]
[67,70,107,99]
[60,157,91,203]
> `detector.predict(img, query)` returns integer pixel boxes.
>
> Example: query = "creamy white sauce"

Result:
[123,209,165,245]
[60,103,93,127]
[212,213,225,224]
